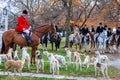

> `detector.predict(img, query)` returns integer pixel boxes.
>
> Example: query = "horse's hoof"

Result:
[58,49,60,51]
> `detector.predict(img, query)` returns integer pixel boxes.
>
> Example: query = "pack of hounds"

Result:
[0,47,110,79]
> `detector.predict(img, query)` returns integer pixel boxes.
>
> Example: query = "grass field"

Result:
[0,37,119,80]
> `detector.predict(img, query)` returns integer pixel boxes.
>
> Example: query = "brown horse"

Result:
[1,24,56,64]
[89,32,95,49]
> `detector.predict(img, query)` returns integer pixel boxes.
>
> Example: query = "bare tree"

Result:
[61,0,72,47]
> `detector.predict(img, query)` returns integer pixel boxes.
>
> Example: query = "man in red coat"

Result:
[16,10,32,45]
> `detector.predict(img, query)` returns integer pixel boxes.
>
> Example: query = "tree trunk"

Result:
[63,0,72,47]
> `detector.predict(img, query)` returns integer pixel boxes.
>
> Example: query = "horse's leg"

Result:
[69,42,73,49]
[41,43,44,51]
[55,41,58,51]
[79,43,81,50]
[90,41,93,50]
[45,41,47,50]
[117,37,120,49]
[31,47,37,65]
[9,43,16,51]
[4,45,9,54]
[75,44,77,50]
[93,41,95,49]
[9,43,15,59]
[4,43,12,54]
[51,42,54,51]
[58,40,61,50]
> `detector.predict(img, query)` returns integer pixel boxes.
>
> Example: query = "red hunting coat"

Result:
[16,15,30,32]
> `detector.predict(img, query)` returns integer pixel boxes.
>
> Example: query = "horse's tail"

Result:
[1,37,5,54]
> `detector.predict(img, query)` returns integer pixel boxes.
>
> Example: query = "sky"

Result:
[0,1,8,9]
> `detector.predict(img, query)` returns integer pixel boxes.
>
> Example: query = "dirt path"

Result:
[0,71,97,80]
[106,53,120,69]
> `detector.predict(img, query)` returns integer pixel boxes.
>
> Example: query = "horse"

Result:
[68,32,82,50]
[95,30,107,53]
[81,33,91,52]
[49,33,61,51]
[89,32,95,49]
[41,32,61,51]
[1,24,57,65]
[41,33,49,50]
[106,33,116,53]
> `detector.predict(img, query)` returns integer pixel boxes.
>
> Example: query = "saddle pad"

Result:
[22,32,32,38]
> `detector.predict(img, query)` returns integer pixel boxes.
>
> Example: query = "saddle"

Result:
[16,30,32,38]
[16,30,33,45]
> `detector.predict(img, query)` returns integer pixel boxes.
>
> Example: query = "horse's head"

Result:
[48,23,57,39]
[33,24,57,39]
[100,30,107,38]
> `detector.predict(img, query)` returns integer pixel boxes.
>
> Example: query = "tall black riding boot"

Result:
[25,36,32,45]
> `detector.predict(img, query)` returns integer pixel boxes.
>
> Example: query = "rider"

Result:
[16,10,32,45]
[81,24,89,36]
[116,26,120,35]
[107,28,112,37]
[95,22,104,43]
[81,24,89,43]
[106,28,112,45]
[91,25,95,34]
[96,22,104,34]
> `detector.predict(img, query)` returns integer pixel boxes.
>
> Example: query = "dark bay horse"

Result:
[49,33,61,51]
[41,33,61,51]
[1,24,56,64]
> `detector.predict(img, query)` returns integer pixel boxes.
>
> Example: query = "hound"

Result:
[21,47,31,71]
[4,57,25,75]
[36,50,44,73]
[54,54,67,70]
[82,55,90,68]
[43,51,59,75]
[14,50,19,61]
[73,51,82,71]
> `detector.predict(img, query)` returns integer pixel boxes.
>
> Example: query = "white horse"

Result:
[96,30,107,53]
[81,33,91,51]
[68,32,82,50]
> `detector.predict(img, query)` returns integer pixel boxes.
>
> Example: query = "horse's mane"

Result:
[33,24,50,30]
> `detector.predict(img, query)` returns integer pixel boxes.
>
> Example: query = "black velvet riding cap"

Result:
[22,10,28,15]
